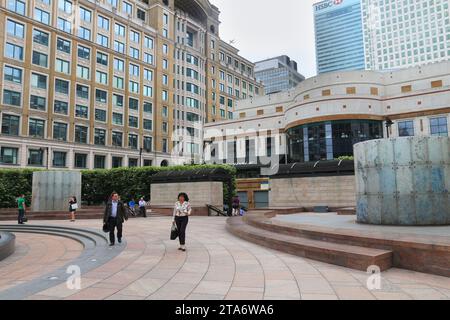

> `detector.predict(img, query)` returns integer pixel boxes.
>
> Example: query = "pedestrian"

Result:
[172,193,191,252]
[103,192,128,246]
[69,196,78,222]
[17,194,26,225]
[232,195,240,216]
[128,198,136,216]
[138,197,147,217]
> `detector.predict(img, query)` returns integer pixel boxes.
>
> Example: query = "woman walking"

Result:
[69,196,78,222]
[172,193,191,252]
[232,195,240,216]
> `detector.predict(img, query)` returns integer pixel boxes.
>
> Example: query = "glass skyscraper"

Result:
[314,0,366,74]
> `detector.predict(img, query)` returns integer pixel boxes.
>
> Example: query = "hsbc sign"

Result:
[315,0,345,12]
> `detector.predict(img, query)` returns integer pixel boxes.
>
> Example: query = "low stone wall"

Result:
[151,181,223,208]
[269,176,356,208]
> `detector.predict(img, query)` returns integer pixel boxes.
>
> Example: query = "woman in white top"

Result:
[173,192,192,252]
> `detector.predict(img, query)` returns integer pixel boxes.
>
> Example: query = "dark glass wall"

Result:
[287,120,383,163]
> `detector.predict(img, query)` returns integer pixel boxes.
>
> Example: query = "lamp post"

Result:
[385,118,393,138]
[139,148,143,167]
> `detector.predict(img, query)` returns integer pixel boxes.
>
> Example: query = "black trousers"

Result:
[108,217,123,244]
[175,216,189,246]
[18,209,24,224]
[139,206,146,217]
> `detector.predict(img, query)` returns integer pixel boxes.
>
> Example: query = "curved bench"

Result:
[0,232,15,261]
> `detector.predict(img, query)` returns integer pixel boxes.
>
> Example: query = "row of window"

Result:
[1,114,157,145]
[0,147,155,169]
[397,117,449,137]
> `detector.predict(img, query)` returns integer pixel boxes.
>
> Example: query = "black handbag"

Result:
[170,223,179,240]
[102,222,110,233]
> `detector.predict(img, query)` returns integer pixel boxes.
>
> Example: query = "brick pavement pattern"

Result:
[0,217,449,300]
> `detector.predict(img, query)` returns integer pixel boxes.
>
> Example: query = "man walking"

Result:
[17,194,26,225]
[138,197,147,218]
[103,192,128,246]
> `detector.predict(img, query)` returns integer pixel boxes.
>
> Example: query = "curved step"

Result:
[0,224,124,300]
[0,232,15,261]
[227,217,393,272]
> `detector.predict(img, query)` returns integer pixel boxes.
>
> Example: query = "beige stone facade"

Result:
[269,176,356,208]
[0,0,262,169]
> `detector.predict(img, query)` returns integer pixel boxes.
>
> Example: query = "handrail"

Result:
[207,204,228,217]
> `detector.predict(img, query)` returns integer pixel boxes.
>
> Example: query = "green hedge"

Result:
[0,165,236,208]
[0,169,36,208]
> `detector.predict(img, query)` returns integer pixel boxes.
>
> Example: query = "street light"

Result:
[385,118,394,138]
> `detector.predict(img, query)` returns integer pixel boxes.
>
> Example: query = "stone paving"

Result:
[0,217,449,300]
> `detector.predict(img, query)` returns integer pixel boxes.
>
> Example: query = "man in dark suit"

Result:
[103,192,128,246]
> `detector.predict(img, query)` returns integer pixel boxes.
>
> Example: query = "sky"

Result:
[210,0,318,78]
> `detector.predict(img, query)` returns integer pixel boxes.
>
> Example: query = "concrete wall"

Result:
[269,176,356,208]
[31,171,82,212]
[151,181,223,207]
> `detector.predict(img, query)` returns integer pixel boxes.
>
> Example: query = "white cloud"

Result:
[210,0,318,78]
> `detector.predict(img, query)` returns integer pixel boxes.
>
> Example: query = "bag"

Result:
[170,223,179,240]
[102,223,110,233]
[71,203,78,210]
[22,216,28,222]
[239,209,245,216]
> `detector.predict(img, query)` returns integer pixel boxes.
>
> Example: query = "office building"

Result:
[254,55,305,95]
[314,0,366,74]
[0,0,263,169]
[362,0,450,71]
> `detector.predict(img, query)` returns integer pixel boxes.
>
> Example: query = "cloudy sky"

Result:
[210,0,318,78]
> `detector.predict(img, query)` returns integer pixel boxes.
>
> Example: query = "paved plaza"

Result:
[1,217,450,300]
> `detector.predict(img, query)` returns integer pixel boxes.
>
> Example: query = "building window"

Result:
[77,65,90,80]
[30,95,46,111]
[57,38,71,54]
[401,85,412,93]
[95,109,106,122]
[76,84,89,99]
[0,147,18,165]
[112,113,123,125]
[113,94,124,108]
[7,19,24,38]
[53,122,67,141]
[29,118,45,138]
[75,105,88,119]
[8,0,26,15]
[94,128,106,146]
[28,149,44,166]
[53,151,67,167]
[430,117,448,137]
[398,121,414,137]
[96,52,108,66]
[97,15,110,30]
[143,119,152,131]
[4,66,22,83]
[128,158,138,167]
[33,25,48,39]
[94,155,106,169]
[144,102,153,113]
[78,26,91,41]
[112,156,122,168]
[54,100,68,115]
[128,134,138,149]
[129,116,138,128]
[74,153,87,169]
[97,34,109,47]
[5,43,24,60]
[129,98,139,111]
[96,89,107,103]
[58,0,72,14]
[144,136,153,152]
[55,79,70,95]
[56,59,70,74]
[31,73,47,89]
[112,132,123,147]
[3,90,21,107]
[32,51,48,67]
[2,114,20,135]
[34,8,50,25]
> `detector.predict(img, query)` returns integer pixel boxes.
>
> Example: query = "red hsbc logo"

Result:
[315,0,345,11]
